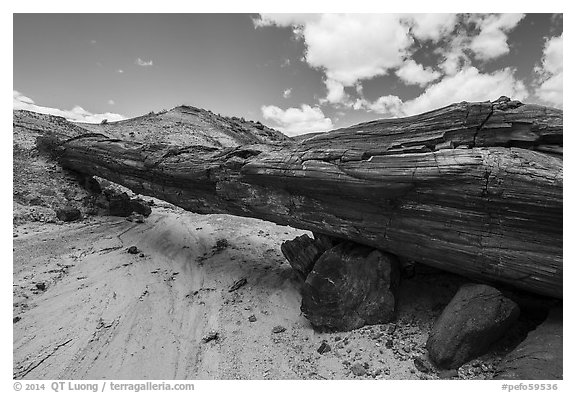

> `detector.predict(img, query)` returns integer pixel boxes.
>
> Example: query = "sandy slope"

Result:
[14,205,513,380]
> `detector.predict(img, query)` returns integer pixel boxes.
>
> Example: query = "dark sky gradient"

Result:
[13,13,563,133]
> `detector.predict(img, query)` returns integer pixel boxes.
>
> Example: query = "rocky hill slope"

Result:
[77,105,291,147]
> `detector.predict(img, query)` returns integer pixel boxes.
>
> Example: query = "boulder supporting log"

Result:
[426,284,520,369]
[494,307,562,380]
[280,234,325,280]
[36,97,563,298]
[301,242,400,331]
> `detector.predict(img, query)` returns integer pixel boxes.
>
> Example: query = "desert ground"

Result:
[13,201,527,380]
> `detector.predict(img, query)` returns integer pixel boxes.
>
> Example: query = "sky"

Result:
[13,13,563,136]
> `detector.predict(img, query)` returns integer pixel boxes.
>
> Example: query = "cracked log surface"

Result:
[39,98,563,298]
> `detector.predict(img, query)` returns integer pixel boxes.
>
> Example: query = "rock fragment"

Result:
[202,331,219,343]
[350,362,366,376]
[56,207,81,222]
[228,277,247,292]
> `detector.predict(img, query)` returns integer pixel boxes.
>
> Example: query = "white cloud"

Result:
[536,73,562,107]
[324,79,347,104]
[255,14,529,115]
[135,58,153,67]
[401,66,527,115]
[534,34,563,107]
[407,14,458,42]
[13,90,34,105]
[283,88,292,99]
[395,59,441,87]
[540,34,563,74]
[117,69,124,73]
[256,14,414,103]
[469,13,525,61]
[14,90,126,124]
[355,95,404,117]
[261,104,333,136]
[359,67,527,117]
[108,99,115,105]
[254,14,320,28]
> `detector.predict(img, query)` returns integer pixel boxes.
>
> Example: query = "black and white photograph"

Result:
[8,3,565,388]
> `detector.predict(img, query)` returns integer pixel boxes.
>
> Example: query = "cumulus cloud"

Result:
[136,58,153,67]
[13,90,126,123]
[108,99,115,105]
[359,67,527,117]
[261,104,333,136]
[469,13,525,60]
[254,13,531,121]
[401,66,527,115]
[324,79,348,104]
[406,14,459,42]
[354,95,404,117]
[283,88,292,99]
[534,34,563,107]
[256,14,414,103]
[395,60,442,87]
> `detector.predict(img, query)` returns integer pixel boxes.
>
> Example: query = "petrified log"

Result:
[37,97,563,298]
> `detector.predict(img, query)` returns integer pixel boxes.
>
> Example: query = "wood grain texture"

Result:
[38,97,563,298]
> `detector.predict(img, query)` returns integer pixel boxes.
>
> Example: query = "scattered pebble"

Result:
[229,277,247,292]
[248,315,257,322]
[438,369,459,379]
[13,316,21,323]
[35,282,46,291]
[127,246,139,254]
[317,341,331,354]
[272,325,286,334]
[350,362,366,376]
[202,331,219,343]
[413,356,432,373]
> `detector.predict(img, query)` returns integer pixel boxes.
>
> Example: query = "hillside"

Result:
[13,111,100,224]
[76,105,291,147]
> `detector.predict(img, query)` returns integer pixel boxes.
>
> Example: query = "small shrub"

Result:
[214,238,229,252]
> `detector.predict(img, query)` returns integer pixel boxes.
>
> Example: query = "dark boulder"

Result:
[312,232,342,252]
[130,197,152,217]
[83,176,102,194]
[494,307,562,380]
[281,234,324,280]
[56,206,81,222]
[301,242,400,331]
[426,284,520,369]
[106,190,133,217]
